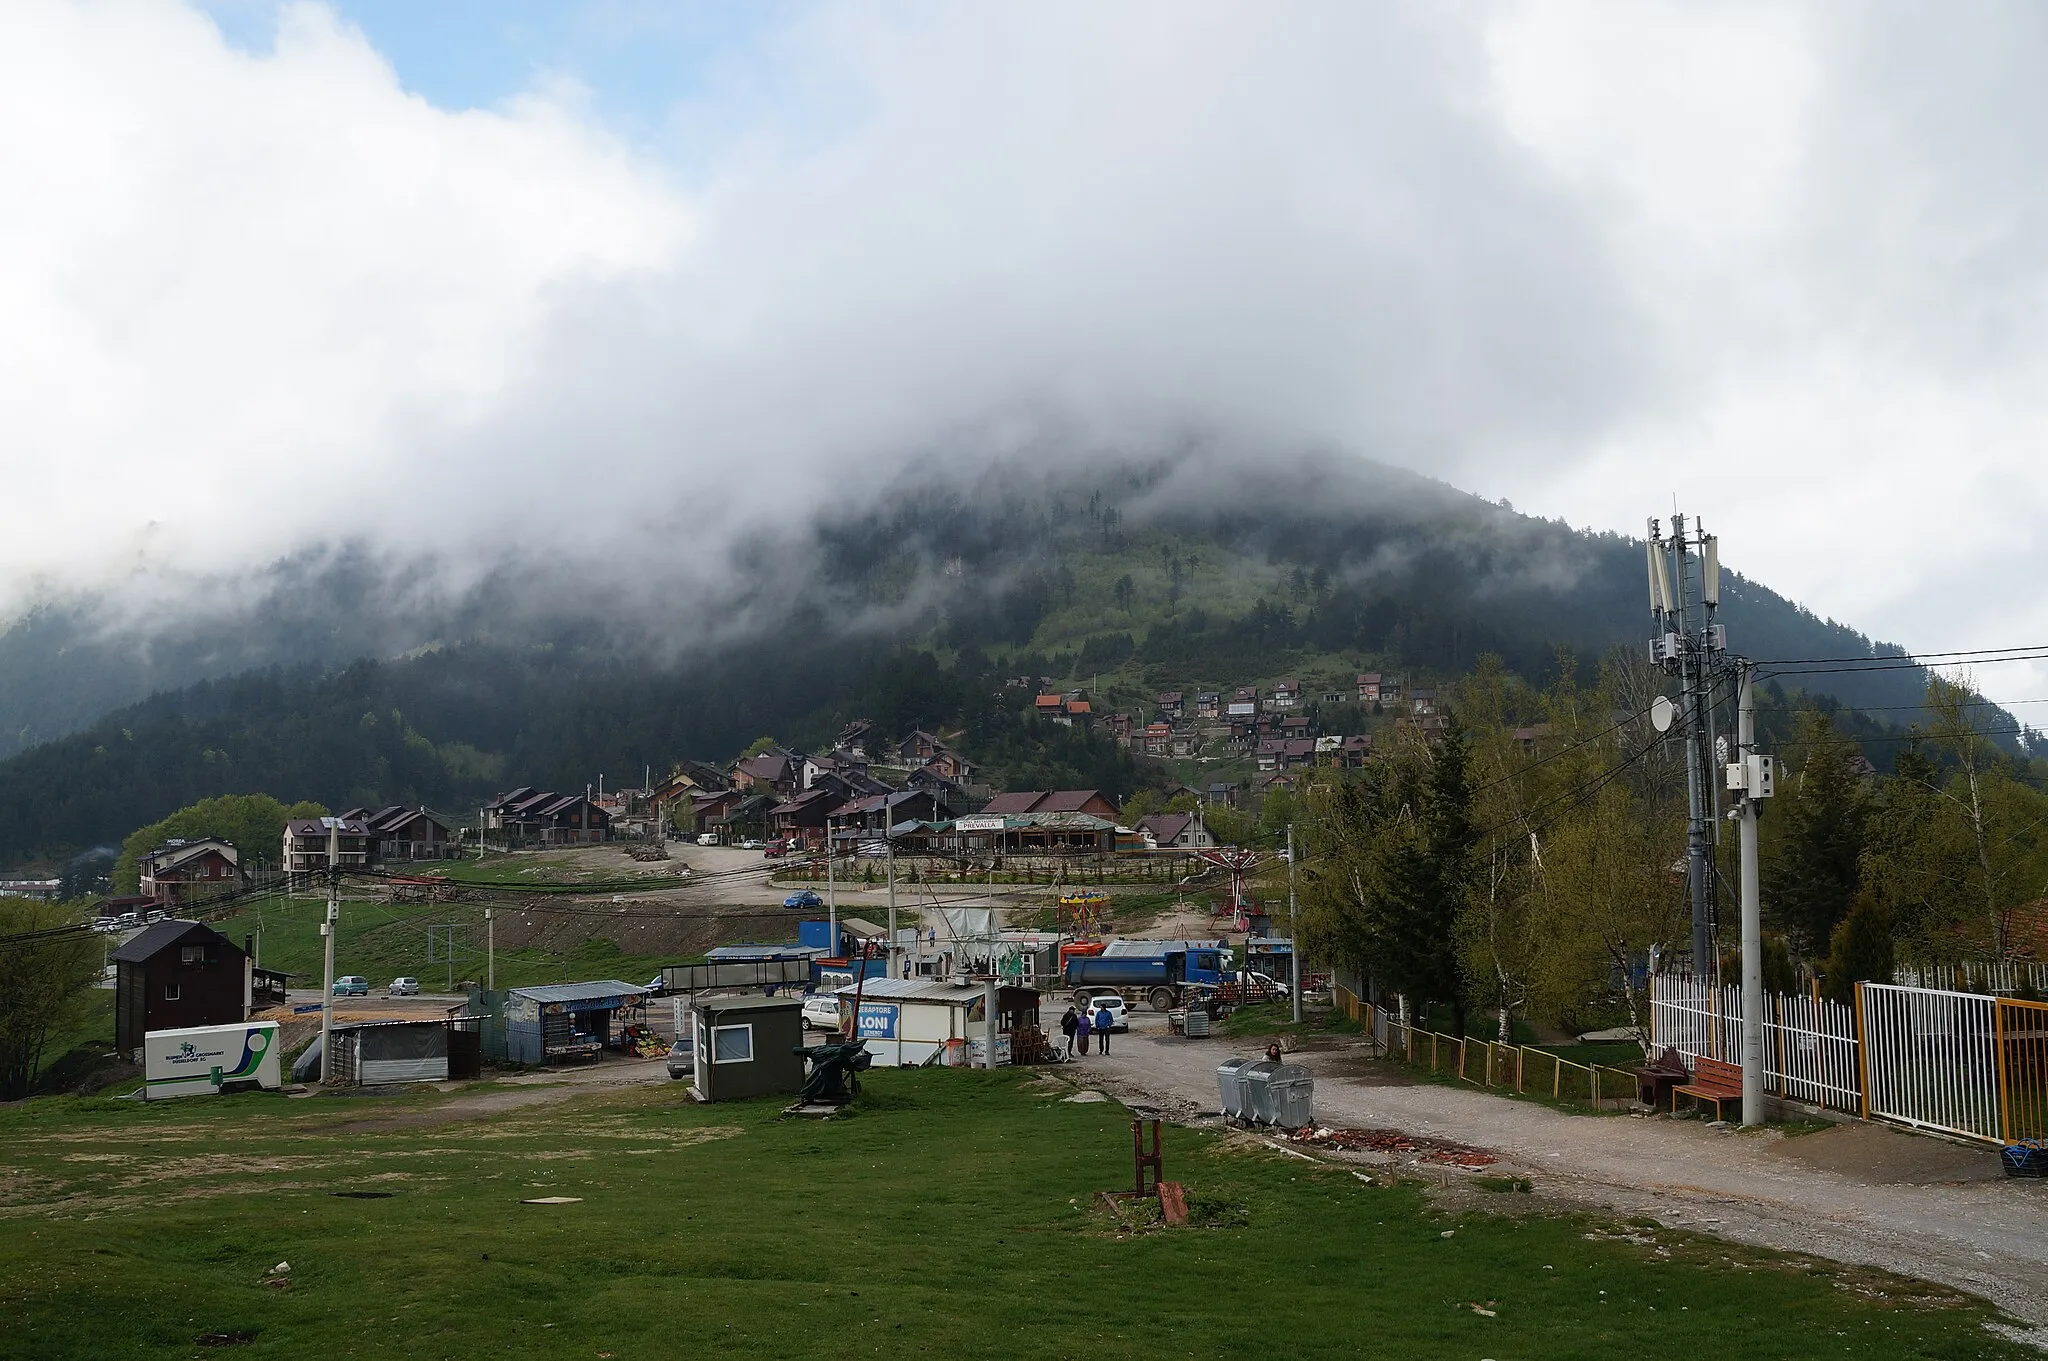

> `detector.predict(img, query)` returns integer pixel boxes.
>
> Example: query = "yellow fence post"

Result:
[1854,982,1870,1122]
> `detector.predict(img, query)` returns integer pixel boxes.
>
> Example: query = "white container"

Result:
[144,1021,281,1101]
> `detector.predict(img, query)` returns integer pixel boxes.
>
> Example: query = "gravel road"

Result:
[1076,1021,2048,1332]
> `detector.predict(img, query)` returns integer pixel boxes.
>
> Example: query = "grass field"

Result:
[0,1070,2028,1360]
[211,893,691,993]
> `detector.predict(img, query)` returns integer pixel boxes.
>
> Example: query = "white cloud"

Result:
[5,1,2048,703]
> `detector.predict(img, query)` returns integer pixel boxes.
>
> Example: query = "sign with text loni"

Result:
[855,1002,899,1040]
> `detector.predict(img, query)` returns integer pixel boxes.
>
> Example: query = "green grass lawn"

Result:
[212,895,693,992]
[0,1071,2027,1360]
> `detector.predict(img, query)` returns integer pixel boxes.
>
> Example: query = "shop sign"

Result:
[855,1002,900,1040]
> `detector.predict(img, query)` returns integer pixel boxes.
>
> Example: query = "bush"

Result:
[1821,892,1893,1005]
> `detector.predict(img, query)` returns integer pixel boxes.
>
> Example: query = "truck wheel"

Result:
[1074,988,1094,1007]
[1148,987,1176,1013]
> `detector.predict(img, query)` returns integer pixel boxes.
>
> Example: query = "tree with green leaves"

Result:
[114,793,328,893]
[1764,711,1870,956]
[0,898,103,1099]
[1821,890,1894,1004]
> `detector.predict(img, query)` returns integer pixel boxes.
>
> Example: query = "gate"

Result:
[1859,984,2001,1143]
[2000,997,2048,1145]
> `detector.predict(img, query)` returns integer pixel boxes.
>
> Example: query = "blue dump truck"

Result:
[1063,942,1237,1012]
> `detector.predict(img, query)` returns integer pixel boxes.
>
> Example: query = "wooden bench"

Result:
[1673,1056,1743,1121]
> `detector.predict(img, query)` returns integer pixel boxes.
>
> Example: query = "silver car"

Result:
[388,977,420,996]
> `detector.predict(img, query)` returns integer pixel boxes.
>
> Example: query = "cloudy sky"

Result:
[4,1,2047,701]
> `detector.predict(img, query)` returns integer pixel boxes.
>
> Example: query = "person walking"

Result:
[1075,1005,1092,1056]
[1093,1003,1113,1055]
[1059,1005,1080,1059]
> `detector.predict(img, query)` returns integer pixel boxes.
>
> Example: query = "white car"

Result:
[388,977,420,996]
[696,832,718,846]
[1086,995,1130,1032]
[802,994,844,1032]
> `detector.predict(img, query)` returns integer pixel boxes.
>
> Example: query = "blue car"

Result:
[783,890,823,910]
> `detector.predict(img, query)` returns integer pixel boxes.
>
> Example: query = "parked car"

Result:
[333,976,369,997]
[91,918,122,934]
[738,839,764,850]
[142,909,169,924]
[783,889,823,910]
[1087,994,1130,1031]
[665,1037,694,1080]
[388,977,419,996]
[1247,972,1292,999]
[114,912,141,930]
[643,972,669,998]
[696,832,718,846]
[801,994,844,1031]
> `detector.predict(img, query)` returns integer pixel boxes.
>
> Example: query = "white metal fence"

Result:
[1648,976,1861,1113]
[1892,961,2048,996]
[1859,983,2003,1142]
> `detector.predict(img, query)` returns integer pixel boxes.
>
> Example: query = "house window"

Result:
[180,945,204,965]
[164,983,181,1001]
[710,1024,754,1064]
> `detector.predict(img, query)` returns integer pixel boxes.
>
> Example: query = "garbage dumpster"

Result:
[1241,1059,1282,1124]
[1268,1063,1314,1130]
[1217,1057,1255,1119]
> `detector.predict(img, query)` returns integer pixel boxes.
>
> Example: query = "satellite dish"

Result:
[1650,696,1676,733]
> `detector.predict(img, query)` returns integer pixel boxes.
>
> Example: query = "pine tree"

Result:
[1821,891,1893,1004]
[1766,712,1868,956]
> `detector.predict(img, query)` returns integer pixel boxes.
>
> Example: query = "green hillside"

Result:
[0,457,1986,869]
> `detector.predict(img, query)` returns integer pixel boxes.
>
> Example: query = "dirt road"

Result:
[1080,1022,2048,1331]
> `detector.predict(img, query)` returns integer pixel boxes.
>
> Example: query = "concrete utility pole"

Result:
[825,815,838,951]
[1286,823,1303,1024]
[885,831,898,978]
[984,974,1000,1071]
[320,816,339,1084]
[485,907,495,991]
[1734,663,1772,1125]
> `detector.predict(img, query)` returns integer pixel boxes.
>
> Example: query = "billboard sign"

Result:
[143,1022,281,1101]
[855,1002,900,1040]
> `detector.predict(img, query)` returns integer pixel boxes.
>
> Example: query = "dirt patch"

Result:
[1764,1121,2004,1185]
[1315,1052,1426,1087]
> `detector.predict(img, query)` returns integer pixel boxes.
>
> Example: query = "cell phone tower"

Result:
[1645,513,1730,975]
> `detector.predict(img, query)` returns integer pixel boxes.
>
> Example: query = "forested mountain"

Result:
[0,454,1993,866]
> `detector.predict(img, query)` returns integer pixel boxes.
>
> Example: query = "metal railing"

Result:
[1648,976,1861,1114]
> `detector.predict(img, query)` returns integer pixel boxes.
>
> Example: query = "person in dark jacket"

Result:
[1093,1004,1113,1055]
[1059,1006,1080,1058]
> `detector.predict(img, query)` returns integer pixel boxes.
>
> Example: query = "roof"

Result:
[1139,813,1193,844]
[703,944,825,961]
[736,754,792,781]
[839,917,887,938]
[693,993,804,1015]
[1102,938,1226,957]
[980,791,1044,815]
[1033,694,1064,708]
[833,977,1034,1003]
[110,919,233,964]
[1035,790,1108,813]
[508,980,649,1005]
[1157,691,1183,702]
[142,840,238,874]
[286,817,371,838]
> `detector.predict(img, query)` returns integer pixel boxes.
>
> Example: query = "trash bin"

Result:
[1268,1064,1314,1130]
[1241,1059,1282,1124]
[1217,1058,1255,1119]
[1183,1009,1211,1039]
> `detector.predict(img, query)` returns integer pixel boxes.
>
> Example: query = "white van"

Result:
[696,832,718,846]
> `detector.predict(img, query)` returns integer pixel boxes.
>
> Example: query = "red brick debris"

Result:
[1287,1126,1498,1169]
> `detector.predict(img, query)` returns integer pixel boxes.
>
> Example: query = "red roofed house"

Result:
[137,839,242,906]
[1136,811,1216,850]
[979,790,1120,822]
